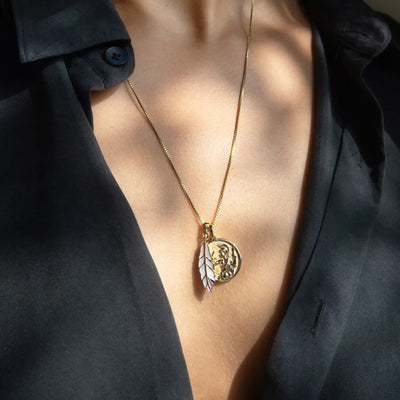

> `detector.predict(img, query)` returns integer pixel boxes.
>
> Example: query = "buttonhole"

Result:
[310,299,325,336]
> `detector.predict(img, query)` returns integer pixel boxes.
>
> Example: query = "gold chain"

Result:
[126,0,255,230]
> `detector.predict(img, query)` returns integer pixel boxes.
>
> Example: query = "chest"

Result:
[89,41,314,399]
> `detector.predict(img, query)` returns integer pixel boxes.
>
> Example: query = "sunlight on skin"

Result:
[90,1,314,398]
[91,26,311,238]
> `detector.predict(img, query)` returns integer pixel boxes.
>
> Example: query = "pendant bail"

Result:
[202,223,215,241]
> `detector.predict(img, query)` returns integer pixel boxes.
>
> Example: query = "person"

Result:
[0,0,399,398]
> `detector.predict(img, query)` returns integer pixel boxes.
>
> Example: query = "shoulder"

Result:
[374,10,400,64]
[364,11,400,117]
[375,10,400,41]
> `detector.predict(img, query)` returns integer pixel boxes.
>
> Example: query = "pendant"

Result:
[198,223,241,292]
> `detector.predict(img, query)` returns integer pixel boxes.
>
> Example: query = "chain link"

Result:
[126,0,255,230]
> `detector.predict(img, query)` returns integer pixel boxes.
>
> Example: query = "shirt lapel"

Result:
[263,0,391,398]
[10,0,130,63]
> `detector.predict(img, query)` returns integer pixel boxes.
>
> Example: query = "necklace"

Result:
[126,0,255,293]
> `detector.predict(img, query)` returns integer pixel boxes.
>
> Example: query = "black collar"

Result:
[9,0,131,63]
[301,0,391,60]
[300,0,392,194]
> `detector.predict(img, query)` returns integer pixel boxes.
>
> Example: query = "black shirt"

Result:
[0,0,399,399]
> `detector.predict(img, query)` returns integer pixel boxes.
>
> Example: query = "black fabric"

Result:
[0,0,399,399]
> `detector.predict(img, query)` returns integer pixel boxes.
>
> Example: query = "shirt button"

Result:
[104,46,128,66]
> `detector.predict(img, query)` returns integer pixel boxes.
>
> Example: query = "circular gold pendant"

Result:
[208,238,241,282]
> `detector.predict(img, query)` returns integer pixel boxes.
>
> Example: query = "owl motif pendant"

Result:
[198,223,241,292]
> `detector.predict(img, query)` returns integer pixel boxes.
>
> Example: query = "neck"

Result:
[113,0,305,41]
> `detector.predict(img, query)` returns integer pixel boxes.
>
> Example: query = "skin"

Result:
[91,0,314,398]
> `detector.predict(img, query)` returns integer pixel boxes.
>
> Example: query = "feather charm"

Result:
[198,237,215,292]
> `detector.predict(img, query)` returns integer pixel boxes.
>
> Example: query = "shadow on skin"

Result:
[226,160,311,400]
[90,3,316,397]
